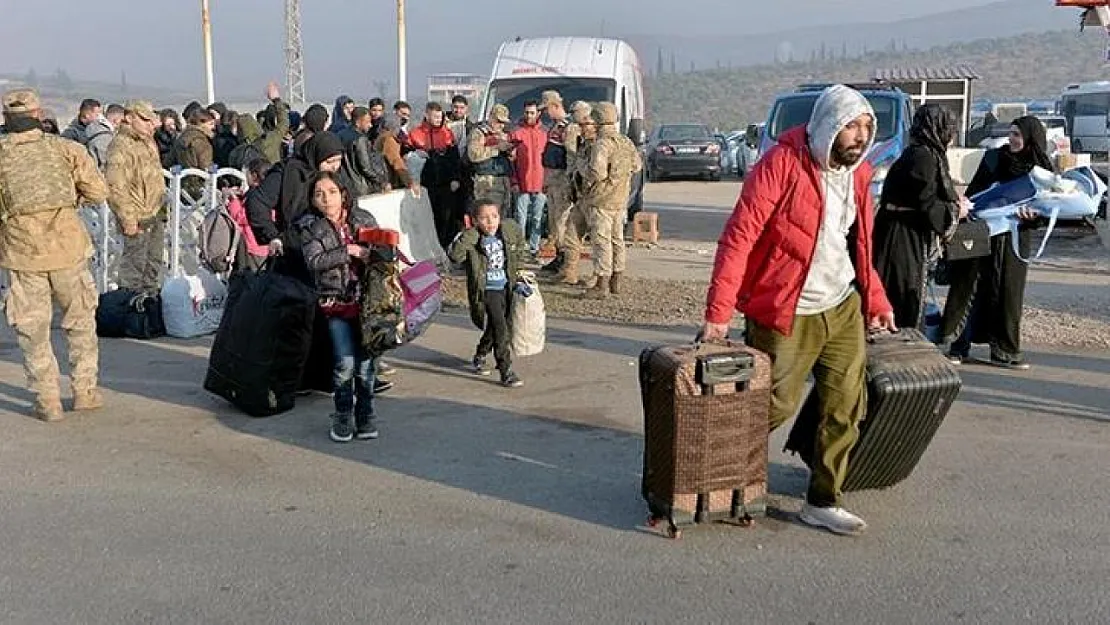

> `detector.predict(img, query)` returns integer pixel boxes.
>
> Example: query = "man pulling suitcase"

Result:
[701,85,896,536]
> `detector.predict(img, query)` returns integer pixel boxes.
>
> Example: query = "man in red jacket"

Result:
[510,101,549,255]
[701,85,896,536]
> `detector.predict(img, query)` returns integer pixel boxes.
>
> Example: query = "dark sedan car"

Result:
[646,123,722,182]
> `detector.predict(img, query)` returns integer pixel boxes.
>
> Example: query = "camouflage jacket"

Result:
[106,126,165,229]
[0,129,108,271]
[584,128,642,209]
[173,126,214,171]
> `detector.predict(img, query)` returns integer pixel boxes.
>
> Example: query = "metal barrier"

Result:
[77,165,247,293]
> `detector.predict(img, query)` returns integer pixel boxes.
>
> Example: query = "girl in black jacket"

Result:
[297,171,379,443]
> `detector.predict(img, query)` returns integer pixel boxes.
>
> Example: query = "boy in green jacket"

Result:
[448,198,528,387]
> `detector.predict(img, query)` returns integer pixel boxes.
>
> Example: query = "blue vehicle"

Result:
[758,83,914,201]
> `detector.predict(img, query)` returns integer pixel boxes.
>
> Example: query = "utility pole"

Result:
[201,0,215,103]
[397,0,407,102]
[285,0,306,106]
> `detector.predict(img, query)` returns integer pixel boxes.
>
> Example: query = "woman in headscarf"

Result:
[875,104,968,330]
[939,115,1054,369]
[329,95,355,133]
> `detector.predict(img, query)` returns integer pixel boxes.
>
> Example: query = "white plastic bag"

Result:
[511,273,545,357]
[161,268,227,338]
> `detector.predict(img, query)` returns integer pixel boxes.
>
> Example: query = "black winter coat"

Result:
[342,134,390,197]
[296,210,374,298]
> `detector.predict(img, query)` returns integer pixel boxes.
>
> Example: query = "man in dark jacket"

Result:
[207,102,239,167]
[701,85,895,537]
[409,102,463,248]
[341,107,390,197]
[154,109,180,169]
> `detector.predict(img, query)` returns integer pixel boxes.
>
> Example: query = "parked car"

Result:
[646,123,722,182]
[978,117,1062,159]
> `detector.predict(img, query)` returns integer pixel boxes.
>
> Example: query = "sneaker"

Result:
[329,413,354,443]
[376,361,397,377]
[945,352,966,366]
[990,354,1031,370]
[373,379,394,394]
[500,371,524,388]
[355,414,379,440]
[797,503,867,536]
[472,355,492,376]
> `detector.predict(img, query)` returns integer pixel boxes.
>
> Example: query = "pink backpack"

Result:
[226,195,270,257]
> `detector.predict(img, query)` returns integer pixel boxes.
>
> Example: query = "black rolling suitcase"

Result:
[203,267,317,417]
[784,329,961,492]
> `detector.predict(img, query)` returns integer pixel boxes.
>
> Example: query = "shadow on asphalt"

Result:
[956,349,1110,424]
[0,325,806,531]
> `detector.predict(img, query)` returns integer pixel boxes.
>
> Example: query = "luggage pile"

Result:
[638,329,961,539]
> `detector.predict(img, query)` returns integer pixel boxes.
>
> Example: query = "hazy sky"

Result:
[0,0,1019,99]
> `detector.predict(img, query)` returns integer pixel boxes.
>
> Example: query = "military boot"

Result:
[34,397,64,422]
[585,275,611,299]
[560,261,580,286]
[609,272,624,295]
[72,388,104,412]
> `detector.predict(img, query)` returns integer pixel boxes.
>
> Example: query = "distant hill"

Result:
[646,29,1109,130]
[630,0,1078,75]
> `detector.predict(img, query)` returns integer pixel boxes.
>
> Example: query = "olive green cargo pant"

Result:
[745,292,868,508]
[117,217,165,295]
[4,261,100,406]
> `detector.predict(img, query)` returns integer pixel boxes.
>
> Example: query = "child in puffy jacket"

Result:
[448,199,527,388]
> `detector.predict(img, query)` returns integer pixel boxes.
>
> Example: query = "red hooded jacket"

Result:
[510,120,548,193]
[704,125,892,336]
[408,121,456,153]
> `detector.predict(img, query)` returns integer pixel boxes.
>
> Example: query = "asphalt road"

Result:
[1,179,1108,623]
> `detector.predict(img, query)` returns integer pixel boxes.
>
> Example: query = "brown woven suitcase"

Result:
[638,341,772,538]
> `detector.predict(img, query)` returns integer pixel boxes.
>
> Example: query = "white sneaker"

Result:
[798,503,868,536]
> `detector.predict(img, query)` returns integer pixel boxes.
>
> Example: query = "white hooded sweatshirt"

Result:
[796,85,876,316]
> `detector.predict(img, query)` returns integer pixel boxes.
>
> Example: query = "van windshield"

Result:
[485,77,617,121]
[768,94,899,142]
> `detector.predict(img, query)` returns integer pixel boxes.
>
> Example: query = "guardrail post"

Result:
[170,169,184,278]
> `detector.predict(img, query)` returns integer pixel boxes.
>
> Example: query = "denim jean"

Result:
[515,192,547,253]
[327,316,377,418]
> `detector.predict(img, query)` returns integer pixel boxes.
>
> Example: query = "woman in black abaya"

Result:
[939,115,1053,369]
[874,104,966,329]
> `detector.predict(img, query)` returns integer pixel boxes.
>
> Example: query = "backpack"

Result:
[229,142,265,171]
[96,289,166,339]
[199,204,242,274]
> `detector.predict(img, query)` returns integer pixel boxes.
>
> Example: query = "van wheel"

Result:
[708,172,721,182]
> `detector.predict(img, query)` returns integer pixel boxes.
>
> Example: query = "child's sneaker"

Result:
[329,413,354,443]
[355,413,379,440]
[472,355,492,376]
[373,379,394,394]
[501,371,524,388]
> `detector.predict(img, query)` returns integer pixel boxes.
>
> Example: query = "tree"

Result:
[121,70,128,96]
[24,67,38,88]
[54,68,73,96]
[657,47,665,77]
[670,52,676,75]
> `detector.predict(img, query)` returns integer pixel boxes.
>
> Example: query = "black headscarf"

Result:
[280,131,346,228]
[910,104,953,165]
[907,104,957,202]
[329,96,353,133]
[999,115,1055,180]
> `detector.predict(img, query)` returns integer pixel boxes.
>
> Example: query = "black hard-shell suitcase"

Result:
[784,329,961,492]
[96,289,166,339]
[203,268,317,417]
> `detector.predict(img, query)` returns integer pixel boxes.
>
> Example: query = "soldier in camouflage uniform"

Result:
[106,101,166,295]
[466,104,514,216]
[582,102,642,298]
[0,89,109,421]
[539,91,571,276]
[558,101,594,285]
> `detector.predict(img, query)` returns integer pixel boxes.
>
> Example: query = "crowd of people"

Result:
[1,79,1053,533]
[0,82,641,442]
